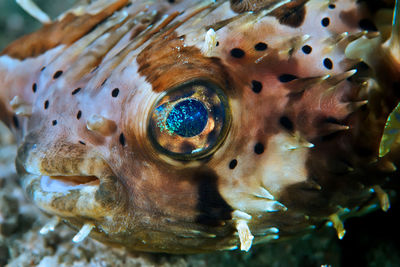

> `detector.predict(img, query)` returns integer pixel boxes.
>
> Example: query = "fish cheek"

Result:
[193,169,233,227]
[95,176,128,210]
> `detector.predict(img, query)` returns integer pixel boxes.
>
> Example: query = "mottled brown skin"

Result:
[136,33,233,93]
[0,0,399,253]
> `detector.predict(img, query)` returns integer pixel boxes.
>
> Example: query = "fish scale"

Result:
[0,0,399,253]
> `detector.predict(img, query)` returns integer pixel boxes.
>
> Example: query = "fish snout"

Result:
[16,138,129,234]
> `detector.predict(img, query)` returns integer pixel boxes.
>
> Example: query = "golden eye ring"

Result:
[148,79,231,160]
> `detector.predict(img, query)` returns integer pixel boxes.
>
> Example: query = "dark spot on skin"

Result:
[302,45,312,54]
[32,83,37,93]
[279,116,294,131]
[254,142,265,154]
[216,41,219,46]
[323,58,333,69]
[230,48,245,58]
[76,110,82,120]
[12,115,19,129]
[53,70,63,79]
[254,42,268,51]
[44,100,49,110]
[52,120,57,126]
[167,0,175,3]
[40,66,46,71]
[358,18,378,31]
[112,88,119,97]
[251,80,263,93]
[119,133,126,146]
[328,4,335,9]
[72,88,81,95]
[278,74,298,83]
[194,170,233,226]
[79,141,86,145]
[229,159,237,169]
[321,17,330,27]
[101,79,108,86]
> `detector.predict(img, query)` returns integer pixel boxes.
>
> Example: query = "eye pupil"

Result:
[166,99,208,137]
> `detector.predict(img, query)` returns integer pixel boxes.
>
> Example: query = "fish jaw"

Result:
[17,169,240,253]
[15,133,131,241]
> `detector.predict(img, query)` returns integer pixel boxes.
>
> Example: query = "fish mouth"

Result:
[20,168,130,246]
[18,161,129,248]
[16,145,126,227]
[40,175,100,193]
[21,171,120,216]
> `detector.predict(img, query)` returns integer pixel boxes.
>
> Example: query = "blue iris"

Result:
[166,99,208,137]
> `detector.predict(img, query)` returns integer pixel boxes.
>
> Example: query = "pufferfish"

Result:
[0,0,399,253]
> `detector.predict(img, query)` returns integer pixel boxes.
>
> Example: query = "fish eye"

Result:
[149,80,231,160]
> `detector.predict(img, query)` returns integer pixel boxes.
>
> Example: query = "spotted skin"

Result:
[0,0,399,253]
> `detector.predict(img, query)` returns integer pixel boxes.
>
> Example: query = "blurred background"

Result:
[0,0,74,50]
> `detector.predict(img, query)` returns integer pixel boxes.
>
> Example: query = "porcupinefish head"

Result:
[0,0,399,253]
